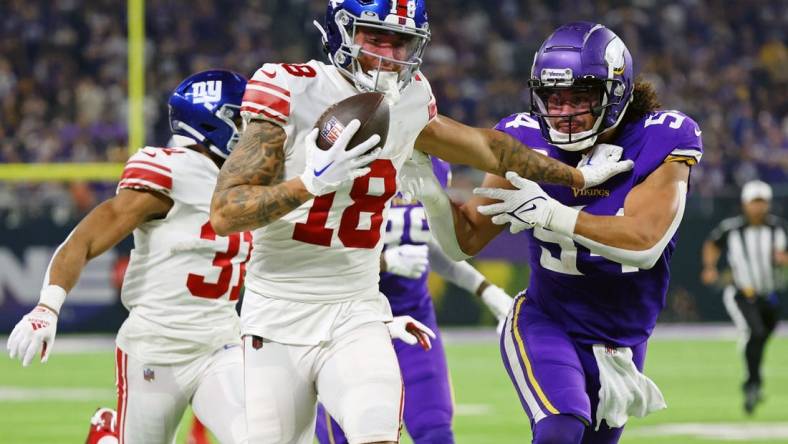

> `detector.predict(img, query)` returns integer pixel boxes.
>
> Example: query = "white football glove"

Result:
[383,244,429,279]
[475,171,580,237]
[480,284,514,324]
[386,315,436,351]
[577,143,634,189]
[300,119,383,196]
[7,306,58,367]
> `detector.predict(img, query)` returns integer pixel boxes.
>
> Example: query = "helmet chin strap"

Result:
[369,70,401,104]
[348,51,403,103]
[173,121,228,158]
[313,20,330,55]
[170,134,198,148]
[548,127,598,151]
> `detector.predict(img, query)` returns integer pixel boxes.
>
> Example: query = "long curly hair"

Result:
[620,76,662,125]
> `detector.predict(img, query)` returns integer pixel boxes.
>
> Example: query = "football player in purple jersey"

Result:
[315,157,514,444]
[403,22,702,444]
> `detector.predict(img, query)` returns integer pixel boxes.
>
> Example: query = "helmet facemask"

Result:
[214,103,242,152]
[320,9,430,99]
[169,103,242,157]
[530,77,628,152]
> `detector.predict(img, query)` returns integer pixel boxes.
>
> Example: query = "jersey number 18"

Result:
[293,159,397,249]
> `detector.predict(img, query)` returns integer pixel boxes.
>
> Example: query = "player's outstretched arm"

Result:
[477,161,690,269]
[416,115,632,189]
[7,189,171,366]
[400,152,509,258]
[48,189,172,294]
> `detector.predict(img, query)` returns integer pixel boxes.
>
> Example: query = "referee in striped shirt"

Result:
[701,180,788,414]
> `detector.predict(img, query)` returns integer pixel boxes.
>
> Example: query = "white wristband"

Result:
[546,204,580,237]
[39,285,67,315]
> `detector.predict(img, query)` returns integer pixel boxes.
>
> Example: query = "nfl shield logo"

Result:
[143,368,155,382]
[320,116,345,146]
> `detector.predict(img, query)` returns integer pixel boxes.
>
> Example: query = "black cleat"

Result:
[743,382,762,415]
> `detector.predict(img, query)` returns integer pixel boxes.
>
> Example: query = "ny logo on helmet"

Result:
[191,81,223,109]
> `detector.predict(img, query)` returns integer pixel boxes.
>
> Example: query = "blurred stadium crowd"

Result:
[1,0,786,219]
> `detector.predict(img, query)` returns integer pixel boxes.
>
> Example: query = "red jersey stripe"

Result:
[115,348,128,444]
[117,179,172,194]
[241,105,287,125]
[242,89,290,117]
[248,79,290,97]
[428,95,438,120]
[126,159,172,173]
[241,101,288,119]
[120,167,173,190]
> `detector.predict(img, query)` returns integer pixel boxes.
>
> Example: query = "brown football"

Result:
[314,92,389,151]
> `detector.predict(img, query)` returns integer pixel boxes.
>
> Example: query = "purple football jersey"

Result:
[382,156,451,314]
[495,111,703,346]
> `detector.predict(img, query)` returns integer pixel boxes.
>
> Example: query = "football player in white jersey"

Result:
[7,70,251,444]
[208,2,633,444]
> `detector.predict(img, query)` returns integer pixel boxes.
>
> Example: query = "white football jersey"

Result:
[115,146,253,364]
[240,60,436,304]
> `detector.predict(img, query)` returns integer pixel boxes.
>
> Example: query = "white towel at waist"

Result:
[593,344,667,430]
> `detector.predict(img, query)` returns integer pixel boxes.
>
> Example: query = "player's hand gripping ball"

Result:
[314,91,389,152]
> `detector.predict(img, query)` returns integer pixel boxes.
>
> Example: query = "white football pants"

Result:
[243,321,403,444]
[114,344,246,444]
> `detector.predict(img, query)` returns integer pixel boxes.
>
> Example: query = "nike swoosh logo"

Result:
[260,69,277,79]
[508,197,546,223]
[694,128,702,136]
[518,203,538,213]
[313,161,334,177]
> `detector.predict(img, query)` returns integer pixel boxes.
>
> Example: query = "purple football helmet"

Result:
[315,0,430,94]
[529,22,633,151]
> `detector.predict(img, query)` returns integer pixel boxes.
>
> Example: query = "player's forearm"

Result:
[574,213,662,251]
[47,238,90,294]
[46,201,134,293]
[482,128,583,187]
[419,117,583,187]
[451,202,497,256]
[211,120,304,234]
[210,178,311,235]
[572,213,670,270]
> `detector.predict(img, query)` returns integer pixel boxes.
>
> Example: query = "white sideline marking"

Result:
[0,386,114,401]
[629,422,788,440]
[0,385,493,418]
[0,335,116,354]
[1,325,787,351]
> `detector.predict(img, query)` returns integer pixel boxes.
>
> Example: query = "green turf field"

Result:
[1,337,787,443]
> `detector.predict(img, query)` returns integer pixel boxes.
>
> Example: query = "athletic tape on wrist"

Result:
[547,203,580,237]
[39,285,67,314]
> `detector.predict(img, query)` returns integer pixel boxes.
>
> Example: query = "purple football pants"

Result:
[500,294,647,444]
[315,298,454,444]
